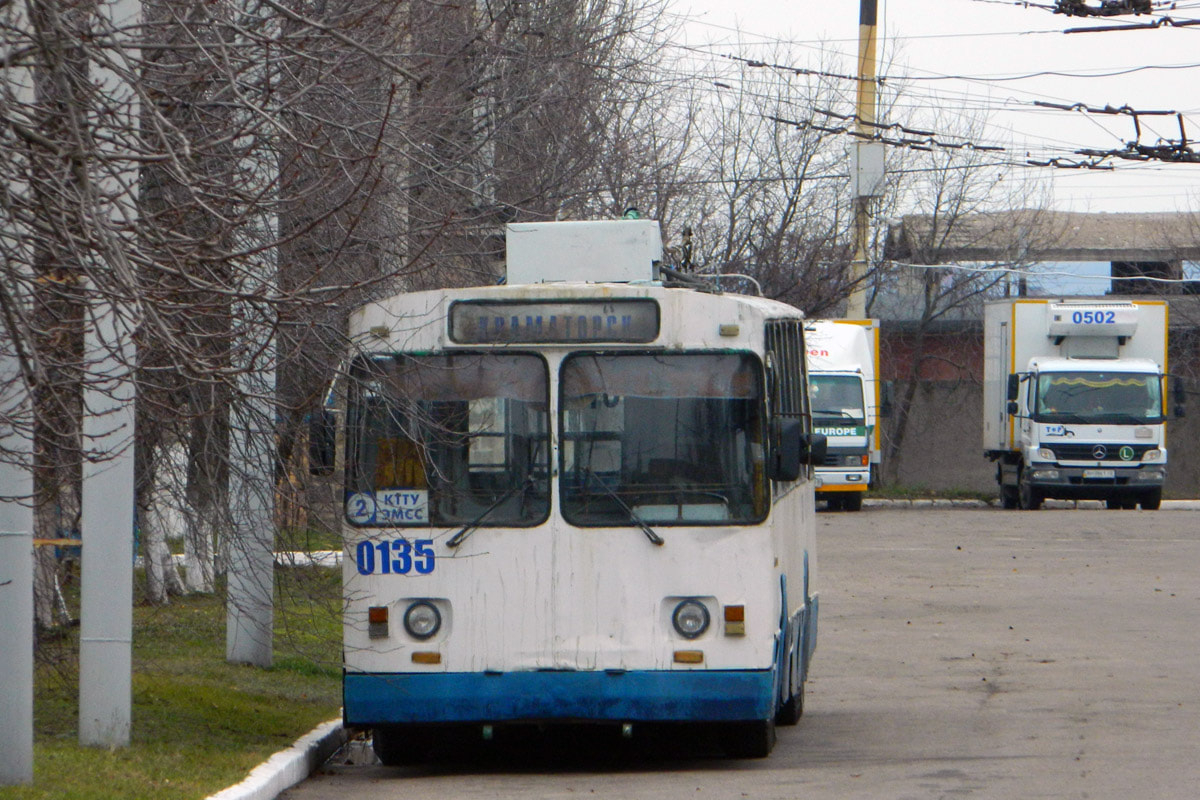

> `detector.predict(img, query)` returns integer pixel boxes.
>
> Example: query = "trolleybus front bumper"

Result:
[344,669,775,726]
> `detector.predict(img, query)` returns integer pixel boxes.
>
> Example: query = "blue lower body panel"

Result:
[344,669,775,726]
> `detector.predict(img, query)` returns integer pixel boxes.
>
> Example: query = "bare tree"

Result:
[876,106,1055,485]
[658,46,860,312]
[2,0,692,673]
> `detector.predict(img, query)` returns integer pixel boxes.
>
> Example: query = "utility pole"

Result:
[848,0,884,319]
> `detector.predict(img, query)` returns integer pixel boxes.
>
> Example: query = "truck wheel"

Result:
[1018,478,1042,510]
[842,493,863,512]
[825,496,843,512]
[1000,485,1018,509]
[1141,489,1162,511]
[1105,498,1122,510]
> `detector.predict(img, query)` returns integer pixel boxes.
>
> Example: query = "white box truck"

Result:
[984,298,1181,510]
[806,319,886,512]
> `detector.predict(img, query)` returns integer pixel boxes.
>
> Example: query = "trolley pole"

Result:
[848,0,880,319]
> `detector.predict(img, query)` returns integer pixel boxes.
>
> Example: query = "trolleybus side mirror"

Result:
[309,409,336,476]
[769,418,804,482]
[803,432,828,467]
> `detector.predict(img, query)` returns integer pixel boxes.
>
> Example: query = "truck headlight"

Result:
[1136,469,1165,482]
[1143,449,1162,462]
[672,600,711,639]
[1030,469,1060,480]
[842,454,868,467]
[1036,448,1055,462]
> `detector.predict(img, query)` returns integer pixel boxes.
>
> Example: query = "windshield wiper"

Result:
[445,475,534,549]
[812,408,855,418]
[584,469,663,546]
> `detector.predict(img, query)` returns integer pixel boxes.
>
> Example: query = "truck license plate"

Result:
[1083,469,1115,479]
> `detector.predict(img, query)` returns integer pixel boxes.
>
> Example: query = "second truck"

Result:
[805,319,885,512]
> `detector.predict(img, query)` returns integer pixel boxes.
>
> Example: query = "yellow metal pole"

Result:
[847,0,879,319]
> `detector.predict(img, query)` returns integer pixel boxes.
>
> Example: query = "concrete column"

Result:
[79,301,135,748]
[225,392,276,667]
[225,291,276,667]
[0,529,34,785]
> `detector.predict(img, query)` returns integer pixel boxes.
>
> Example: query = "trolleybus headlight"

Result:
[403,601,442,640]
[672,600,711,639]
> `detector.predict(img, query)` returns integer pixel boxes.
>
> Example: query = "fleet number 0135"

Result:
[355,539,435,575]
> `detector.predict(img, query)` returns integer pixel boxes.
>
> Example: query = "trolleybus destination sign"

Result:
[449,299,659,344]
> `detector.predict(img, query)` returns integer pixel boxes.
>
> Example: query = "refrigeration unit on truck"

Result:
[983,298,1183,510]
[805,319,885,512]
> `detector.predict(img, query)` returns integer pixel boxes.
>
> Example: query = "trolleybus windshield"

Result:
[345,353,550,527]
[560,353,767,526]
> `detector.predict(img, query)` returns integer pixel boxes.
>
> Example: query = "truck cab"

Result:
[1009,356,1167,509]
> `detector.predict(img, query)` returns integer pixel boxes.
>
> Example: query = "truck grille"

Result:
[1049,443,1155,462]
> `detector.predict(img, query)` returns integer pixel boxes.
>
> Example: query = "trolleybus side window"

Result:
[560,352,767,526]
[345,353,550,527]
[765,319,811,490]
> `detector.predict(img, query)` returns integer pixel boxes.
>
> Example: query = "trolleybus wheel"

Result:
[373,725,428,766]
[720,719,776,759]
[775,682,804,726]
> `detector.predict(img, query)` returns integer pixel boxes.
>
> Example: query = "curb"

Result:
[860,498,1200,510]
[205,718,345,800]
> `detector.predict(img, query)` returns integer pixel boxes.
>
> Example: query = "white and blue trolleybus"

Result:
[317,219,826,761]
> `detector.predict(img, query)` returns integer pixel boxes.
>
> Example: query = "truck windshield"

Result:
[560,353,767,526]
[809,374,866,425]
[1034,371,1163,425]
[345,353,550,527]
